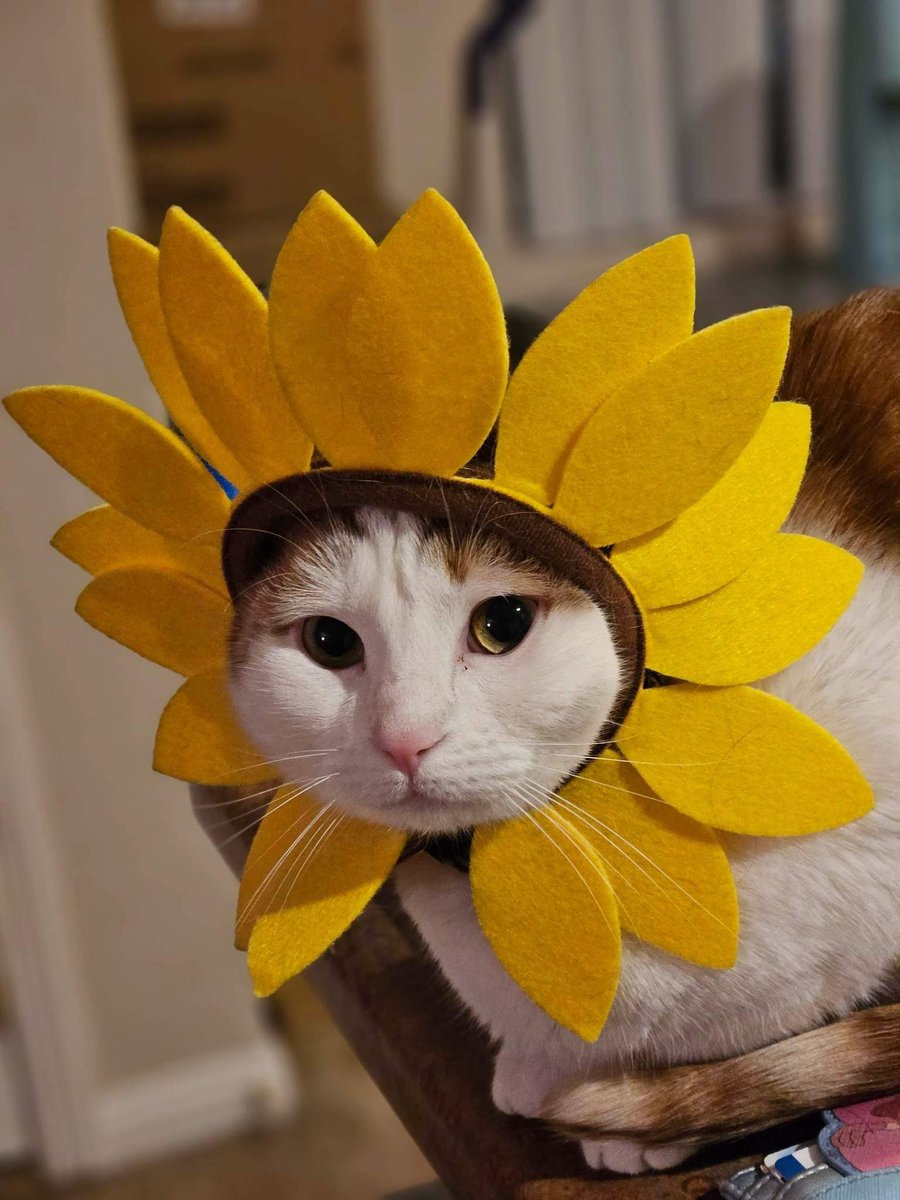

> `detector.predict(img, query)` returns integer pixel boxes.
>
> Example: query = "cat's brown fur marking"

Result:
[544,1003,900,1145]
[786,287,900,555]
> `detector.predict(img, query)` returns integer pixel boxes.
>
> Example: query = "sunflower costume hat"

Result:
[4,190,873,1041]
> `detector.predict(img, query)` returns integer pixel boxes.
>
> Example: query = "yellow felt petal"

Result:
[3,386,229,541]
[555,307,792,545]
[75,567,229,676]
[644,534,863,685]
[158,207,312,486]
[495,236,695,505]
[558,755,738,969]
[52,505,225,591]
[107,228,251,490]
[268,191,379,466]
[238,790,405,994]
[344,189,508,473]
[154,668,275,786]
[620,684,873,836]
[470,807,620,1040]
[612,403,811,605]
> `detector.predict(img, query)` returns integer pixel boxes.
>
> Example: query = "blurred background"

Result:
[0,1,895,1197]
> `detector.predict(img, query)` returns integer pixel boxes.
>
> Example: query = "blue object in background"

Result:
[838,0,900,284]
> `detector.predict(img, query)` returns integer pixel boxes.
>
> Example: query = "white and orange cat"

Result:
[223,291,900,1173]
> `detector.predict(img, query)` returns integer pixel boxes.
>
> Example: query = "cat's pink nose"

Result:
[376,730,442,777]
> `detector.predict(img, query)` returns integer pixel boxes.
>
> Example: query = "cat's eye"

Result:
[300,616,364,669]
[468,595,536,655]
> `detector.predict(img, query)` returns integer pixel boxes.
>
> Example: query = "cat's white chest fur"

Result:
[394,528,900,1168]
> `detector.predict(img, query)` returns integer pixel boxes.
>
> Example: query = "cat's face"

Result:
[229,508,623,834]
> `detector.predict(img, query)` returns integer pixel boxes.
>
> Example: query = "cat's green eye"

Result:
[469,595,536,655]
[300,616,364,669]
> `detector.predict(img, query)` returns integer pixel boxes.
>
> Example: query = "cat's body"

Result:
[227,290,900,1174]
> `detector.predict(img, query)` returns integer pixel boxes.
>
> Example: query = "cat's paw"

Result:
[581,1137,694,1175]
[491,1052,559,1119]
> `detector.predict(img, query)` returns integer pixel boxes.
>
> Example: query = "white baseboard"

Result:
[86,1035,299,1175]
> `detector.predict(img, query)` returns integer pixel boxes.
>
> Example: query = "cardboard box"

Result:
[107,0,392,281]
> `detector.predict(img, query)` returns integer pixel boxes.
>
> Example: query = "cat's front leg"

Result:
[491,1044,699,1174]
[490,1042,568,1118]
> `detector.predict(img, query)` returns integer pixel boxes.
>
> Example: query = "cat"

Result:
[225,287,900,1175]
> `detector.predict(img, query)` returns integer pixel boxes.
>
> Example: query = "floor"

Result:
[0,980,433,1200]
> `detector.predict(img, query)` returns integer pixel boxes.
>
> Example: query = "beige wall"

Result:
[366,0,488,208]
[0,1,267,1086]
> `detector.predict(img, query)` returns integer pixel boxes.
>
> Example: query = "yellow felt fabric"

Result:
[52,505,225,592]
[554,307,792,546]
[619,684,874,836]
[612,402,811,606]
[268,191,379,467]
[470,806,620,1041]
[154,667,276,786]
[107,228,251,490]
[75,567,229,676]
[343,190,508,474]
[557,755,738,969]
[238,789,405,995]
[158,207,313,486]
[495,236,695,505]
[644,533,863,685]
[3,386,229,542]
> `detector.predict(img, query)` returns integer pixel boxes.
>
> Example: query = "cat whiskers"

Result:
[214,774,338,853]
[199,771,335,832]
[226,569,315,611]
[257,480,328,538]
[510,775,731,934]
[193,780,286,812]
[234,791,339,931]
[506,781,637,927]
[205,748,340,787]
[546,772,683,807]
[508,727,656,747]
[185,524,308,557]
[263,810,345,920]
[435,476,458,556]
[549,790,734,933]
[501,784,617,935]
[538,751,723,768]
